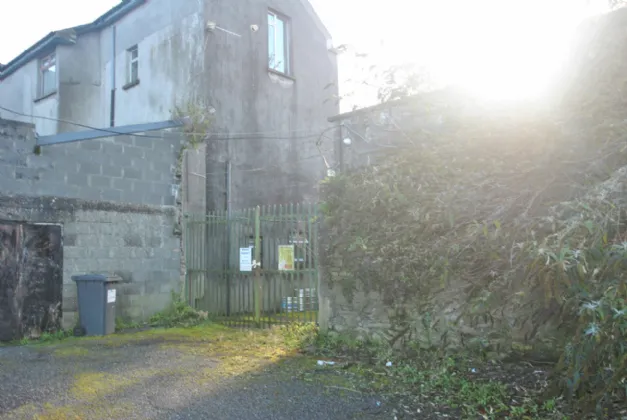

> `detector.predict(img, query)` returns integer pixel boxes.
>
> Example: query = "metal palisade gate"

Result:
[184,203,319,328]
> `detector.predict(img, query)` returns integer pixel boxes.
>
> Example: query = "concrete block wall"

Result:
[0,118,184,328]
[61,209,181,327]
[0,119,182,206]
[331,90,476,172]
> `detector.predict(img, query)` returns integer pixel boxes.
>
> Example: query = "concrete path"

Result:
[0,326,387,420]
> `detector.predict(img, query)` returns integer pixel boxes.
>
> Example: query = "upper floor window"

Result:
[127,45,139,85]
[268,11,290,75]
[39,53,56,97]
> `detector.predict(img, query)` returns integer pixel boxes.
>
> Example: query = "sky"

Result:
[0,0,611,108]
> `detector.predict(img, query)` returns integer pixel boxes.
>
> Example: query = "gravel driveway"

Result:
[0,326,387,420]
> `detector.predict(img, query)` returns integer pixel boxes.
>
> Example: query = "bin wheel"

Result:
[73,326,86,337]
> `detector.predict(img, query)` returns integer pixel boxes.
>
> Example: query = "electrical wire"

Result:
[1,104,339,181]
[0,105,167,140]
[0,105,339,142]
[190,149,334,178]
[343,123,398,148]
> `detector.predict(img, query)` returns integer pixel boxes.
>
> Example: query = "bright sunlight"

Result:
[327,0,610,105]
[423,0,608,100]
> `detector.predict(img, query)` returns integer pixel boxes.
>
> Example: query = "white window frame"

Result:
[127,45,139,84]
[268,10,290,75]
[39,53,57,97]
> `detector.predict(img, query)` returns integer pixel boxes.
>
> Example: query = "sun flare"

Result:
[335,0,610,106]
[424,0,608,100]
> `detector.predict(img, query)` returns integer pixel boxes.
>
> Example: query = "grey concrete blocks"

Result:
[2,119,182,328]
[102,189,122,202]
[77,187,103,201]
[103,165,123,178]
[101,142,124,156]
[133,180,155,194]
[114,135,134,146]
[123,167,142,180]
[63,233,78,246]
[66,173,89,188]
[90,175,112,189]
[122,145,145,160]
[78,162,103,176]
[133,135,155,149]
[1,120,179,208]
[123,232,143,247]
[79,140,102,151]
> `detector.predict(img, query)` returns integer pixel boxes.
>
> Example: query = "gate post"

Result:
[254,205,262,326]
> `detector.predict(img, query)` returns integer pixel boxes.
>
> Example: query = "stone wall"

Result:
[321,91,566,359]
[330,89,486,172]
[318,274,560,358]
[0,118,183,331]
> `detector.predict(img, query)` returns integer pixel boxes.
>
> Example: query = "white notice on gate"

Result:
[107,289,116,303]
[240,247,253,272]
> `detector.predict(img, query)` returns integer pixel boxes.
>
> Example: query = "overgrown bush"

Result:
[553,241,627,414]
[321,10,627,414]
[149,292,209,328]
[278,322,319,351]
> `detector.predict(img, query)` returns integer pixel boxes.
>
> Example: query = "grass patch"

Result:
[38,330,73,343]
[53,346,89,358]
[1,329,73,348]
[70,370,164,401]
[114,318,145,331]
[227,311,319,326]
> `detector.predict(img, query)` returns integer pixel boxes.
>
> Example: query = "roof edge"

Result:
[301,0,332,40]
[328,96,421,122]
[0,0,145,80]
[328,87,472,122]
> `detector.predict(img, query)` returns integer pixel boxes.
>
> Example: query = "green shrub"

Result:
[554,242,627,415]
[39,329,72,343]
[149,292,209,328]
[279,323,319,351]
[320,101,627,415]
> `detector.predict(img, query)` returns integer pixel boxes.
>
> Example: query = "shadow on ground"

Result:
[0,325,387,420]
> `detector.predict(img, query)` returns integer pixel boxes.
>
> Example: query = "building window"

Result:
[268,11,290,75]
[127,45,139,84]
[39,54,56,97]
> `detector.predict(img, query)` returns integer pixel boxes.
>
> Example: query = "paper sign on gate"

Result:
[107,289,117,303]
[278,245,295,271]
[240,247,253,272]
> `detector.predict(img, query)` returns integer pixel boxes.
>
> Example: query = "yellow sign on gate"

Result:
[278,245,295,271]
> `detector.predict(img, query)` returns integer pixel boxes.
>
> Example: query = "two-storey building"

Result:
[0,0,339,208]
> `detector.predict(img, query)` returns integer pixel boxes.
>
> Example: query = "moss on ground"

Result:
[71,371,144,400]
[32,402,136,420]
[52,346,89,357]
[1,323,586,419]
[6,323,355,420]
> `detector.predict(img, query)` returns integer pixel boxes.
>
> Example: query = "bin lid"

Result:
[72,274,122,283]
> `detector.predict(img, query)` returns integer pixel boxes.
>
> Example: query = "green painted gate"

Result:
[184,203,319,328]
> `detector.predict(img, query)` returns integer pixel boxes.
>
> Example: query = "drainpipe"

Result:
[109,26,116,127]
